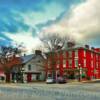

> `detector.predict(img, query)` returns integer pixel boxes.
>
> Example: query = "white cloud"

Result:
[3,0,100,52]
[67,0,100,40]
[4,31,42,54]
[41,0,100,45]
[16,2,65,28]
[3,2,66,53]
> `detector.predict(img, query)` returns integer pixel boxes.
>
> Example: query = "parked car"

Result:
[46,77,56,84]
[57,76,67,84]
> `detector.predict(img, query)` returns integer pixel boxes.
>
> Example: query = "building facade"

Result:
[0,50,46,83]
[45,46,100,81]
[11,50,46,83]
[21,53,45,83]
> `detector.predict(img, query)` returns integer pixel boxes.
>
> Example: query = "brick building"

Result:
[45,45,100,81]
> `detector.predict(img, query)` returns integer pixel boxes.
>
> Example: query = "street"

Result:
[0,82,100,100]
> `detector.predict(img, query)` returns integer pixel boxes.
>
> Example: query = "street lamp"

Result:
[78,64,82,82]
[21,67,25,83]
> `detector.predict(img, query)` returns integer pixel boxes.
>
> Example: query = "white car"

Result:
[46,77,55,84]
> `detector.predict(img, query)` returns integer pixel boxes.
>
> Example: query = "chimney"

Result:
[24,54,26,56]
[85,45,89,49]
[35,50,42,55]
[91,47,94,51]
[67,42,75,48]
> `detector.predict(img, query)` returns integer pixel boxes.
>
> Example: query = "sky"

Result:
[0,0,100,53]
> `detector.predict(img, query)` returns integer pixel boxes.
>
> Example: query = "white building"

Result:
[11,50,46,83]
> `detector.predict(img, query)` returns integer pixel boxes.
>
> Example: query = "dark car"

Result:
[57,76,67,84]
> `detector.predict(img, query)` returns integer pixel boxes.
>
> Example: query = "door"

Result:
[27,73,32,82]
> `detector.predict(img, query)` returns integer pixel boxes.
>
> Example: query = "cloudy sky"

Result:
[0,0,100,53]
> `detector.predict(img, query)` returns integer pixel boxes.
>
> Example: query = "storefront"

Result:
[63,68,87,80]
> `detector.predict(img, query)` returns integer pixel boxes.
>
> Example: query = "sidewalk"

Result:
[0,79,100,86]
[66,79,100,84]
[82,79,100,83]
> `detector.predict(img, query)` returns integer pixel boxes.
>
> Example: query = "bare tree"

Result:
[39,33,76,80]
[39,33,70,80]
[39,33,70,52]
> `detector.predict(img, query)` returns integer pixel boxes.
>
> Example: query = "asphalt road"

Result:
[0,83,100,100]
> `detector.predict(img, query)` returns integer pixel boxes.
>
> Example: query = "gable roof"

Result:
[21,53,45,64]
[21,54,35,64]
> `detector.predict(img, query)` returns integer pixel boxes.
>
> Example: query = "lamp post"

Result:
[78,64,82,82]
[21,67,25,83]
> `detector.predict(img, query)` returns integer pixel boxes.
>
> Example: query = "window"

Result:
[63,51,66,59]
[75,59,78,67]
[57,60,60,64]
[69,59,72,68]
[96,62,98,68]
[75,50,78,58]
[56,60,60,68]
[57,53,60,59]
[63,60,66,68]
[84,59,86,67]
[91,61,93,68]
[48,61,51,68]
[28,64,31,71]
[84,50,86,57]
[68,51,72,58]
[56,64,59,68]
[91,53,93,59]
[96,54,98,60]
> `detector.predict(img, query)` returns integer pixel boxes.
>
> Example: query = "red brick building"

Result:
[45,45,100,81]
